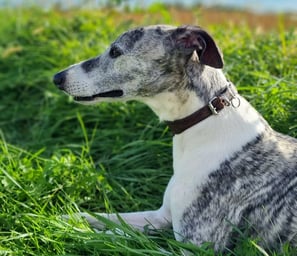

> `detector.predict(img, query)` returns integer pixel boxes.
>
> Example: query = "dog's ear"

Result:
[170,26,223,69]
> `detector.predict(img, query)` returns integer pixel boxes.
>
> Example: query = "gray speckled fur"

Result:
[182,126,297,251]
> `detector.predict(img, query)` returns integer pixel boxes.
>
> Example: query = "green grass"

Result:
[0,5,297,256]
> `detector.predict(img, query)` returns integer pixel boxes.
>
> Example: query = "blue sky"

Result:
[1,0,297,13]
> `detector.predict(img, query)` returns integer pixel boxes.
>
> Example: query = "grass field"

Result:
[0,4,297,256]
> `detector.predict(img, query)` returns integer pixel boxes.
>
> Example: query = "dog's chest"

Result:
[169,136,228,236]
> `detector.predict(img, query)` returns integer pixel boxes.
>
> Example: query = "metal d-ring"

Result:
[225,84,241,108]
[231,96,241,108]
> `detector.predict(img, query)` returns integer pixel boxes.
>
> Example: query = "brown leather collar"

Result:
[166,84,239,135]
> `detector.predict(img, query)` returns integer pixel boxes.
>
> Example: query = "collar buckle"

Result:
[208,97,220,115]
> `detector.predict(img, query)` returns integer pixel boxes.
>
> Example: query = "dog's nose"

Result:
[53,71,66,90]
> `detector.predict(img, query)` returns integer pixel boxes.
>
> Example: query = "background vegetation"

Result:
[0,4,296,255]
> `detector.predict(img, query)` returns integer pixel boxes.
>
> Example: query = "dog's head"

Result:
[53,25,223,105]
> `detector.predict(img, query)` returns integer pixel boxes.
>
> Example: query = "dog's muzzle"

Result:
[53,70,124,102]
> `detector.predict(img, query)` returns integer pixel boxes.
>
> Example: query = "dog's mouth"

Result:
[74,90,124,102]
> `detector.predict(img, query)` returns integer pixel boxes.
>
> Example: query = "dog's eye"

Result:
[109,46,123,58]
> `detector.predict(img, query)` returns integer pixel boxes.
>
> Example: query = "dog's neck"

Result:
[166,84,239,134]
[141,68,229,122]
[141,90,204,122]
[140,66,266,155]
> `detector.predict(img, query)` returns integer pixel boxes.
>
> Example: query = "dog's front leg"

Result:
[69,179,173,232]
[77,206,171,232]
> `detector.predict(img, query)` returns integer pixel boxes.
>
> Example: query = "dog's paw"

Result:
[62,213,132,238]
[62,212,106,230]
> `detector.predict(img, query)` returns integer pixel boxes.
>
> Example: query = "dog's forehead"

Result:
[114,25,177,48]
[115,27,144,46]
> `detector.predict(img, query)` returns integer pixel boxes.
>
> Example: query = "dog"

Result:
[53,25,297,252]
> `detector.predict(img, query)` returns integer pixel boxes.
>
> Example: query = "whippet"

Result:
[53,25,297,252]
